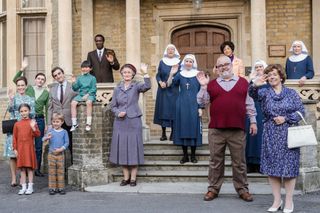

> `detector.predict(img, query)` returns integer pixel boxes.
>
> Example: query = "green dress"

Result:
[72,73,97,102]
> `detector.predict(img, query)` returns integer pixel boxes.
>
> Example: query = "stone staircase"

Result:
[110,136,268,184]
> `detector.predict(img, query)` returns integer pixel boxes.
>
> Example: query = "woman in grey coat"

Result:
[109,63,151,187]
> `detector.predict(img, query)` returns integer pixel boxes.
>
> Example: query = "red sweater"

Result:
[207,78,248,130]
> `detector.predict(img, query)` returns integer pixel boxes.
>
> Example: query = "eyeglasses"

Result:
[216,63,231,69]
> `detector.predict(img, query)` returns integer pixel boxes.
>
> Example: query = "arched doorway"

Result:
[171,25,231,75]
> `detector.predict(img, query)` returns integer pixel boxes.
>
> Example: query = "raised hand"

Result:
[21,57,28,71]
[140,63,148,74]
[106,54,114,63]
[253,74,268,87]
[7,88,14,101]
[196,71,210,87]
[30,119,37,130]
[170,64,179,75]
[71,75,77,83]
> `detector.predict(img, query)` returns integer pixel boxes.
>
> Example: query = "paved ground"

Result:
[1,160,320,213]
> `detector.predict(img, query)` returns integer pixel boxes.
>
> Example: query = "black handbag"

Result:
[2,109,17,134]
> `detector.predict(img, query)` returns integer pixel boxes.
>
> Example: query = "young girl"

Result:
[70,60,97,131]
[13,103,40,195]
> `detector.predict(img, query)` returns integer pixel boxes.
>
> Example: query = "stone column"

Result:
[312,0,320,76]
[6,0,17,88]
[126,0,150,141]
[81,0,94,60]
[58,0,73,75]
[296,100,320,192]
[250,0,267,66]
[68,103,109,189]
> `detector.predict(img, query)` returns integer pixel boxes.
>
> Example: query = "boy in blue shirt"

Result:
[43,113,69,195]
[70,60,97,132]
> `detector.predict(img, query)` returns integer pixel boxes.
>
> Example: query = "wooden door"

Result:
[172,25,231,75]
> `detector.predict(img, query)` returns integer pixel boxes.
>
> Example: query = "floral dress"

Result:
[249,85,304,177]
[3,94,35,158]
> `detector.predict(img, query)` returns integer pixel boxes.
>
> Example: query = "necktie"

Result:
[98,51,102,61]
[60,84,64,103]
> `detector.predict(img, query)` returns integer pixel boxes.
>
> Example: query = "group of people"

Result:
[3,34,120,195]
[2,33,315,212]
[151,40,314,213]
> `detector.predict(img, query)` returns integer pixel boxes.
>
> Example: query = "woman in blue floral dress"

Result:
[249,64,304,213]
[5,76,35,187]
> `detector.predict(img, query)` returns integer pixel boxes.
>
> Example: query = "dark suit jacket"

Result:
[48,81,77,126]
[87,48,120,83]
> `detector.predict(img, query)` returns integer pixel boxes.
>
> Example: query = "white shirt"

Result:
[56,80,67,102]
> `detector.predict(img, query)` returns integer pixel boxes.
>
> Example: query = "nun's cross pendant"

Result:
[186,83,190,90]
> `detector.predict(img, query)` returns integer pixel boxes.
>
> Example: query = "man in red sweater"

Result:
[197,55,257,202]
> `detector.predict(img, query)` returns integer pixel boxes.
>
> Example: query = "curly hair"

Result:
[264,64,286,83]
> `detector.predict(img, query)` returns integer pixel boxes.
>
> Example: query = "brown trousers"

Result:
[207,128,249,195]
[48,152,65,189]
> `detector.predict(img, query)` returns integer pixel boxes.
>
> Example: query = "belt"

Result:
[35,114,44,119]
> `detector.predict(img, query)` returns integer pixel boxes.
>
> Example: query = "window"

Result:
[23,18,45,80]
[21,0,45,8]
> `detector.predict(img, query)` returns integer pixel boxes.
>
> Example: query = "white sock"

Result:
[72,118,77,126]
[86,117,92,125]
[21,183,27,191]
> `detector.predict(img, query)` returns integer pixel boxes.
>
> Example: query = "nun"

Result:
[153,44,180,141]
[167,54,203,164]
[285,40,314,86]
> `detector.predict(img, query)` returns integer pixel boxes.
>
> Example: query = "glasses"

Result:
[216,63,231,69]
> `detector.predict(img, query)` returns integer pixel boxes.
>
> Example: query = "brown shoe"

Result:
[203,191,218,201]
[239,192,253,202]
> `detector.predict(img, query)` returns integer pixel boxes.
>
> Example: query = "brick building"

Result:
[0,0,319,156]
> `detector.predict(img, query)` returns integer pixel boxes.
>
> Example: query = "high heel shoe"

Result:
[267,200,283,212]
[283,203,294,213]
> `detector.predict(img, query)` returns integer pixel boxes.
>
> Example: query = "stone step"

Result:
[112,170,268,183]
[144,149,214,161]
[139,160,234,171]
[143,140,209,151]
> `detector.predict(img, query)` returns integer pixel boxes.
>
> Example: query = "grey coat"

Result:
[48,81,78,126]
[111,78,151,118]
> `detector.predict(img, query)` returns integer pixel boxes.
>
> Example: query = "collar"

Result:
[59,80,67,87]
[180,69,199,78]
[217,74,238,82]
[289,53,308,62]
[162,57,180,66]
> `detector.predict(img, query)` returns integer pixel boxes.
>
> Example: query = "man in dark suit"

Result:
[48,67,77,164]
[87,34,120,83]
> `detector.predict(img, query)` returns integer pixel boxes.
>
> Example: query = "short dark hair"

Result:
[95,34,105,42]
[264,64,286,83]
[15,76,28,85]
[51,67,64,78]
[35,72,46,82]
[220,41,235,53]
[81,60,92,68]
[18,103,31,111]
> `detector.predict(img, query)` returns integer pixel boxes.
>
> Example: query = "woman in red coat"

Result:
[13,103,40,195]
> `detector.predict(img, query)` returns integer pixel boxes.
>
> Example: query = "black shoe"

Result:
[120,179,130,186]
[130,180,137,187]
[58,189,66,195]
[49,189,56,195]
[191,156,198,163]
[160,135,167,141]
[180,156,189,164]
[35,170,44,177]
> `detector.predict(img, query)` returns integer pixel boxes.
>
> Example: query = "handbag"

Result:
[287,111,318,149]
[2,108,17,134]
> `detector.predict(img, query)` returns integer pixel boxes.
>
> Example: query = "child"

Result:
[70,60,97,131]
[13,103,40,195]
[43,113,69,195]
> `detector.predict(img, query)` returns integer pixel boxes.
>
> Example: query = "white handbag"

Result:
[287,111,318,149]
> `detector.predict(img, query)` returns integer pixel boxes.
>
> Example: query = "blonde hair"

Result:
[52,112,65,122]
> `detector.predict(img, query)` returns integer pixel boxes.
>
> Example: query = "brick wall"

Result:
[51,0,59,67]
[72,0,82,75]
[266,0,312,66]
